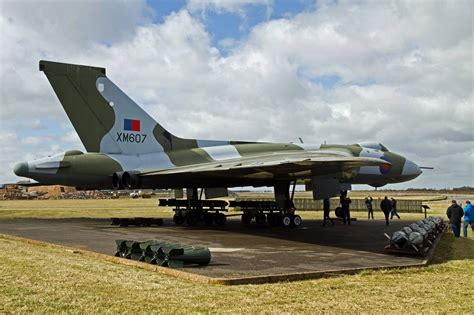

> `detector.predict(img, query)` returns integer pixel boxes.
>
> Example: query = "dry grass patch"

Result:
[0,199,171,219]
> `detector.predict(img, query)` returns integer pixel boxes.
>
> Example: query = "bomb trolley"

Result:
[159,198,228,226]
[384,216,446,256]
[229,200,302,228]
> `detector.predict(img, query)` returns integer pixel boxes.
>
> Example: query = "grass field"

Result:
[0,199,443,222]
[1,194,473,313]
[0,199,171,219]
[0,191,459,220]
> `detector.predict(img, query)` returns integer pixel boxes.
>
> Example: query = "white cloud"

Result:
[0,0,472,188]
[31,119,45,130]
[187,0,271,15]
[1,0,152,50]
[0,0,152,121]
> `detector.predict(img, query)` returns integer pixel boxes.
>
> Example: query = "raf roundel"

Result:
[379,158,392,174]
[124,119,141,132]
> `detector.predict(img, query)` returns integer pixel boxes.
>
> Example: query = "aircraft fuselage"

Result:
[14,142,421,190]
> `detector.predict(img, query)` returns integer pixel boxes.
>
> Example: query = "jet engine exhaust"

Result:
[122,171,141,189]
[112,172,124,190]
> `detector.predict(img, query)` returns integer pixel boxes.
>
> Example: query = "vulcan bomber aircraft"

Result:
[14,61,423,226]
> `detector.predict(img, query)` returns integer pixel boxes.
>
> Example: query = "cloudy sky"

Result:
[0,0,472,189]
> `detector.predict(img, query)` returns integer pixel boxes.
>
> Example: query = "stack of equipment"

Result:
[384,216,445,255]
[115,240,211,268]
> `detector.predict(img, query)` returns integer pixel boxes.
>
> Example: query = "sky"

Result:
[0,0,472,190]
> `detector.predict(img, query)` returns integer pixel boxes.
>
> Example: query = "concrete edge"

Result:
[0,231,445,286]
[421,225,447,265]
[208,262,426,285]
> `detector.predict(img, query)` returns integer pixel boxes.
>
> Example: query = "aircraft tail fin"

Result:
[40,60,201,154]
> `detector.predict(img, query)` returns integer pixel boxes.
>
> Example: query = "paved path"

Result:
[0,218,422,278]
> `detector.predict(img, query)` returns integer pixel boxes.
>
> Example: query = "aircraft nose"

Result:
[402,159,422,178]
[13,161,28,177]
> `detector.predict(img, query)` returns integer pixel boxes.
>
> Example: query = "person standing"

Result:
[463,200,473,237]
[322,198,335,226]
[340,191,352,225]
[390,197,400,220]
[380,196,391,226]
[365,196,374,219]
[446,200,464,238]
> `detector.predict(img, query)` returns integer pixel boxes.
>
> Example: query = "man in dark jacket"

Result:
[340,191,351,225]
[322,198,334,226]
[380,196,392,226]
[365,196,374,220]
[390,197,400,220]
[446,200,464,237]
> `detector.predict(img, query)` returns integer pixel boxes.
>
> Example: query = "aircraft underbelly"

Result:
[27,173,111,189]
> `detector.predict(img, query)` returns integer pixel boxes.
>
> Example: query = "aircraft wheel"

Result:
[256,213,266,225]
[281,215,292,228]
[203,213,214,225]
[292,215,302,227]
[185,213,199,226]
[241,214,252,225]
[173,214,185,225]
[215,213,227,226]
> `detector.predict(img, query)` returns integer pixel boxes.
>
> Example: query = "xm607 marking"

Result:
[116,132,147,143]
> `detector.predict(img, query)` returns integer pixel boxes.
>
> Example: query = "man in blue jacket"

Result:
[463,200,473,238]
[446,200,464,237]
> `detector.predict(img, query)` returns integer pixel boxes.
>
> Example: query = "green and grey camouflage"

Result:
[14,61,422,200]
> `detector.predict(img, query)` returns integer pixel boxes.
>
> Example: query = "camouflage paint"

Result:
[40,61,114,152]
[13,61,423,191]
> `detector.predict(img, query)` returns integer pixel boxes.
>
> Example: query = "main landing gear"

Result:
[159,188,228,227]
[160,183,303,228]
[229,200,302,228]
[230,181,303,228]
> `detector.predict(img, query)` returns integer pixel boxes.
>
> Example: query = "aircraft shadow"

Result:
[155,217,416,256]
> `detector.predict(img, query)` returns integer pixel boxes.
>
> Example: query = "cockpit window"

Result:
[358,142,389,152]
[379,143,389,152]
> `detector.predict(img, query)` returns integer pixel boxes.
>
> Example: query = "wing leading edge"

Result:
[138,150,390,180]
